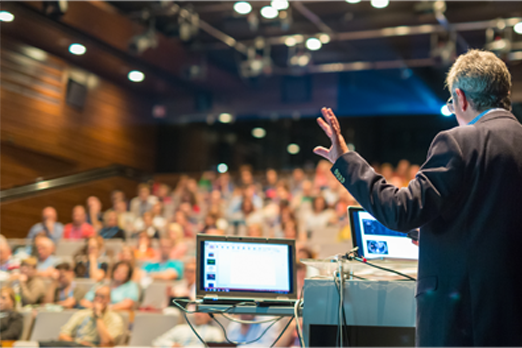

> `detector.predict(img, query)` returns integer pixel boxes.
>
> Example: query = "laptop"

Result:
[195,234,297,306]
[348,206,418,261]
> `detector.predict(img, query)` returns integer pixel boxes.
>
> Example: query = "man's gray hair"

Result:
[446,49,512,112]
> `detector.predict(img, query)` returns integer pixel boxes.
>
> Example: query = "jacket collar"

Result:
[474,109,518,125]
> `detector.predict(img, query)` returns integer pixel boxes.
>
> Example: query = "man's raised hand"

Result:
[313,107,349,164]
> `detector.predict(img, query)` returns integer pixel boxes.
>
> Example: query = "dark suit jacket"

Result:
[0,310,23,340]
[331,110,522,346]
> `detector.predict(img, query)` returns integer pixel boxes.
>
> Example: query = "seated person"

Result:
[80,261,139,311]
[73,236,108,282]
[152,311,223,347]
[0,287,23,340]
[134,232,158,261]
[132,212,160,239]
[9,257,46,306]
[142,238,183,281]
[98,210,125,240]
[63,205,95,240]
[35,236,61,277]
[86,196,104,232]
[226,315,278,346]
[116,246,143,282]
[170,258,196,300]
[0,235,19,274]
[165,223,188,260]
[45,262,87,308]
[54,286,124,347]
[27,206,64,243]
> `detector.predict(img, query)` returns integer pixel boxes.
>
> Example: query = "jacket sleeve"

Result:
[1,313,23,340]
[331,130,464,232]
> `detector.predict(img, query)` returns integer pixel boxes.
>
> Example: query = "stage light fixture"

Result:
[371,0,389,9]
[260,6,278,19]
[271,0,289,11]
[217,163,228,173]
[128,70,145,83]
[345,0,361,3]
[234,2,252,15]
[287,144,300,155]
[319,33,331,44]
[440,105,452,117]
[514,22,522,35]
[0,11,14,22]
[297,54,310,66]
[252,127,266,138]
[285,36,297,47]
[219,113,233,123]
[306,37,322,51]
[68,43,86,56]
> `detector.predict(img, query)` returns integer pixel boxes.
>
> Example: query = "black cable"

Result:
[345,252,417,281]
[210,313,283,345]
[350,274,368,280]
[270,316,295,347]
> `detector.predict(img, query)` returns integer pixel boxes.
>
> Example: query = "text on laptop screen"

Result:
[352,210,418,260]
[201,241,292,294]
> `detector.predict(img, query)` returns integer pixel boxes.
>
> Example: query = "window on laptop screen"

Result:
[351,209,418,260]
[202,240,292,294]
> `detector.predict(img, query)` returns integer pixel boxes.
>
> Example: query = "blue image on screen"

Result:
[367,240,389,255]
[362,219,405,237]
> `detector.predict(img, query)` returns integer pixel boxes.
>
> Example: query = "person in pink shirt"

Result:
[63,206,95,240]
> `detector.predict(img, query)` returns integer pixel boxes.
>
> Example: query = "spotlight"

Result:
[43,0,69,17]
[440,105,452,117]
[219,113,233,123]
[252,127,266,138]
[271,0,289,11]
[371,0,389,9]
[319,33,331,44]
[68,43,86,56]
[297,54,310,66]
[217,163,228,174]
[345,0,361,3]
[260,6,278,19]
[306,37,322,51]
[234,2,252,15]
[287,144,300,155]
[285,36,297,47]
[128,70,145,83]
[514,22,522,35]
[0,11,14,22]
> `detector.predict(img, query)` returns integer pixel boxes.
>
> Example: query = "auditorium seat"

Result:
[29,310,78,341]
[141,281,181,309]
[73,278,96,294]
[55,240,85,257]
[19,310,35,340]
[128,312,180,346]
[116,310,131,345]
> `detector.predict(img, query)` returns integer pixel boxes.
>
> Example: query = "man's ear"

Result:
[455,88,468,112]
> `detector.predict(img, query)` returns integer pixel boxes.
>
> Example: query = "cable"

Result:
[222,312,282,324]
[345,250,416,281]
[270,316,294,348]
[179,308,209,348]
[334,276,349,347]
[210,313,283,345]
[294,298,305,347]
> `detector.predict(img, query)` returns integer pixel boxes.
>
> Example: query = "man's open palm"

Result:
[313,107,349,164]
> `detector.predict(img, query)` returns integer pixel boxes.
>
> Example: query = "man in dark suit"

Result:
[314,49,522,346]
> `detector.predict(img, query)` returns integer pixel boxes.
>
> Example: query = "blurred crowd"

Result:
[0,159,418,346]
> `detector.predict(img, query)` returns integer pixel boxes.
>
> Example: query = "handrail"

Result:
[0,165,151,203]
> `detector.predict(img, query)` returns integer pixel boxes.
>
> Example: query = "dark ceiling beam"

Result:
[291,2,334,35]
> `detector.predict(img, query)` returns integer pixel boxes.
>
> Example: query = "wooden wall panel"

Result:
[0,36,157,189]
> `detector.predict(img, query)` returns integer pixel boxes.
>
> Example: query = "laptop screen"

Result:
[196,235,297,300]
[348,206,418,260]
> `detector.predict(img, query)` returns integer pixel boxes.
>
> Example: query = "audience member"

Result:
[63,205,95,239]
[151,201,167,233]
[56,286,124,347]
[0,235,19,273]
[305,196,336,237]
[166,223,188,260]
[134,232,158,261]
[133,212,160,239]
[141,239,183,281]
[152,311,223,347]
[117,246,142,282]
[130,183,158,218]
[35,236,60,277]
[246,223,264,237]
[9,257,46,306]
[0,287,23,340]
[155,183,175,220]
[226,315,278,346]
[113,200,135,239]
[99,211,126,240]
[170,258,196,300]
[86,196,104,232]
[27,207,64,243]
[45,262,87,308]
[74,236,108,282]
[81,261,139,311]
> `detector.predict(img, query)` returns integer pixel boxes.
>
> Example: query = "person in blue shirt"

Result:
[141,238,183,281]
[27,207,64,243]
[81,260,139,311]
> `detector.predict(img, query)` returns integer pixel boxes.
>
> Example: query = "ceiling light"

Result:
[219,113,233,123]
[0,11,14,22]
[260,6,278,19]
[297,54,310,66]
[128,70,145,83]
[68,43,86,56]
[306,37,322,51]
[271,0,289,11]
[514,22,522,35]
[371,0,389,9]
[252,127,266,138]
[440,105,452,117]
[217,163,228,174]
[293,35,304,44]
[285,37,297,47]
[234,2,252,15]
[345,0,361,3]
[287,144,300,155]
[319,33,331,44]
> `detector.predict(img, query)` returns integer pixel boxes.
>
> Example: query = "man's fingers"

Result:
[316,117,332,137]
[313,146,330,161]
[327,108,342,134]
